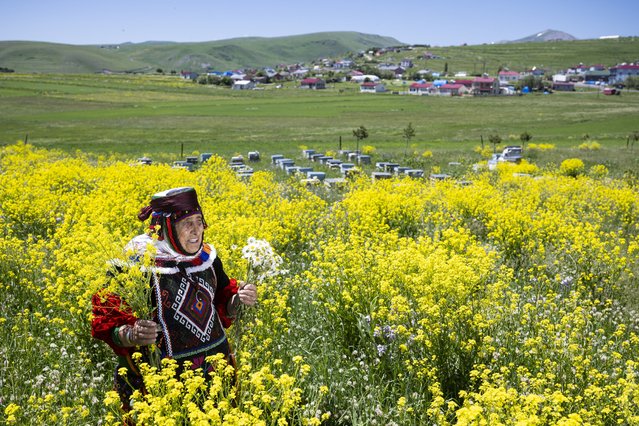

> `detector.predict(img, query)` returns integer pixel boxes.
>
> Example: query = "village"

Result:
[179,46,639,96]
[162,49,639,184]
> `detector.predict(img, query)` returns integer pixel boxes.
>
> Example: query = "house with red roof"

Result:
[610,64,639,85]
[498,71,520,85]
[409,82,433,95]
[453,79,474,88]
[180,71,199,80]
[472,77,500,95]
[438,83,470,96]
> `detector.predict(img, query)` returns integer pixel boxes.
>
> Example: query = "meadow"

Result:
[1,73,639,177]
[1,74,639,425]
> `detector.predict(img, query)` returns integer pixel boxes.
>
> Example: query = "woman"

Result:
[91,186,257,410]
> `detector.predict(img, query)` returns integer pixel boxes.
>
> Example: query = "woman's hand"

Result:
[237,283,257,306]
[120,319,160,347]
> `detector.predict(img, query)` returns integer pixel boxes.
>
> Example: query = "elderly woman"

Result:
[91,186,257,410]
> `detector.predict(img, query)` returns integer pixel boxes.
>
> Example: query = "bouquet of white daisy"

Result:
[241,237,287,283]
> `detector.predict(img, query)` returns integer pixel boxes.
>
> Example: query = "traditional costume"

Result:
[91,187,238,409]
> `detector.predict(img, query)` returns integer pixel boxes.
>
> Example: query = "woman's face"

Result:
[175,213,204,253]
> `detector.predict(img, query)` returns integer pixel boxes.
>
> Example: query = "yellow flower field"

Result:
[1,142,638,425]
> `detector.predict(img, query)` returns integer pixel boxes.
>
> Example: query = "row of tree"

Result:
[353,124,535,156]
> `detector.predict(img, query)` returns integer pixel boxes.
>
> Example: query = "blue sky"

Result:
[1,0,637,46]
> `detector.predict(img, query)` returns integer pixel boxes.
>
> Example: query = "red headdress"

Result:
[138,187,207,255]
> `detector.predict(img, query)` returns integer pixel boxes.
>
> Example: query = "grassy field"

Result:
[1,73,638,176]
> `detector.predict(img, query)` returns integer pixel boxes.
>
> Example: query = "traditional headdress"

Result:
[138,187,207,255]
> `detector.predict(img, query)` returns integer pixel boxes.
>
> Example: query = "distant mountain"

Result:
[509,29,578,43]
[0,32,401,73]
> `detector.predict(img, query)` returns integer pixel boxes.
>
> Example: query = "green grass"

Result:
[1,73,638,176]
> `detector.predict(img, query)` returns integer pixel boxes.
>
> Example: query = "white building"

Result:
[498,71,520,85]
[351,74,380,83]
[232,80,256,90]
[360,82,386,93]
[610,64,639,84]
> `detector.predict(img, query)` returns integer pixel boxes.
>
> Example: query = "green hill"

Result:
[0,32,401,73]
[2,34,637,75]
[0,41,153,74]
[395,38,639,75]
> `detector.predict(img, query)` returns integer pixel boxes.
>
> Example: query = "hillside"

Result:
[389,37,639,75]
[0,32,401,73]
[2,34,637,76]
[0,41,152,74]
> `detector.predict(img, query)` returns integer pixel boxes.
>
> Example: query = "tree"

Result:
[517,75,544,92]
[625,76,639,90]
[352,126,369,153]
[403,123,416,157]
[358,65,381,77]
[325,71,346,83]
[488,134,502,153]
[520,131,532,150]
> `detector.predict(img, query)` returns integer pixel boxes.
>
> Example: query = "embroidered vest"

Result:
[154,267,227,359]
